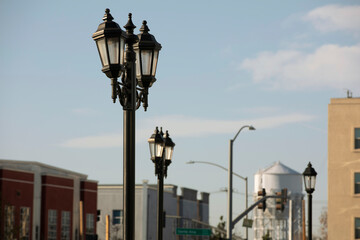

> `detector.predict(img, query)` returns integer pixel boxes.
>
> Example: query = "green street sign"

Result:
[176,228,211,236]
[243,218,253,228]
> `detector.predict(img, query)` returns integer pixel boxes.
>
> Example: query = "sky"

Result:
[1,0,359,238]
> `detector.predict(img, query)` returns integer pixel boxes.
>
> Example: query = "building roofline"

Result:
[0,159,88,179]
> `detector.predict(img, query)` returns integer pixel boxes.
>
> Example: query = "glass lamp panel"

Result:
[310,176,316,189]
[155,143,164,158]
[96,38,108,67]
[164,146,173,161]
[120,37,125,65]
[135,49,141,78]
[141,50,153,75]
[107,37,120,64]
[149,142,155,158]
[304,176,311,191]
[151,51,159,76]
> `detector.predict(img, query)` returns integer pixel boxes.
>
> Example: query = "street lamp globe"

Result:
[303,162,317,194]
[163,130,175,162]
[134,21,162,89]
[92,8,125,79]
[148,127,164,162]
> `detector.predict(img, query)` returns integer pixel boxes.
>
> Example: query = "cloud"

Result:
[240,43,360,91]
[60,134,122,148]
[60,113,314,148]
[304,5,360,33]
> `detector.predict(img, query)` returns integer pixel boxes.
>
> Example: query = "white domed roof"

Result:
[263,161,300,175]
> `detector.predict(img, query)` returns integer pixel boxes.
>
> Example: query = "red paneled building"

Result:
[0,159,97,240]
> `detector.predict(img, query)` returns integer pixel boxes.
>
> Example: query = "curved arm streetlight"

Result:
[228,125,255,240]
[186,160,249,239]
[187,160,247,180]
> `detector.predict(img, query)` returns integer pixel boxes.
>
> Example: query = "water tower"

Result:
[253,161,303,240]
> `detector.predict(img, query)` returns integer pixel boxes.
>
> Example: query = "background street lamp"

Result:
[228,125,255,240]
[148,127,175,240]
[92,9,161,240]
[186,160,250,239]
[303,162,317,240]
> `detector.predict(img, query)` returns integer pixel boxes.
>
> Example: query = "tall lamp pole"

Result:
[92,9,161,240]
[148,127,175,240]
[303,162,317,240]
[186,160,249,239]
[227,125,255,240]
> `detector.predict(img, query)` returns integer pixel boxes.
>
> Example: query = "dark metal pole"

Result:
[123,13,137,240]
[157,158,164,240]
[308,193,312,240]
[227,139,233,240]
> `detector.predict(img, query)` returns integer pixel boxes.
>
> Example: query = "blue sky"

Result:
[1,0,359,237]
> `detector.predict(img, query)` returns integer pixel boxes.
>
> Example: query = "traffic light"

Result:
[257,188,266,211]
[275,192,284,211]
[275,188,287,212]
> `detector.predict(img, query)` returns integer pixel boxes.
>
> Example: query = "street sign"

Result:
[176,228,211,236]
[243,218,253,228]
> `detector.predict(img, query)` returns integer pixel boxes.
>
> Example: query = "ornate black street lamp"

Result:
[148,127,175,240]
[303,162,317,240]
[92,9,161,240]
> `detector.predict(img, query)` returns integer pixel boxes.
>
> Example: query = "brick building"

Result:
[0,159,97,240]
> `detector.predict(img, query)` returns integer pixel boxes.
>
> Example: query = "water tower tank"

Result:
[253,161,303,240]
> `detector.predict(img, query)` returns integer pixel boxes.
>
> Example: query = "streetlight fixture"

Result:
[92,9,162,240]
[186,160,249,239]
[148,127,175,240]
[227,125,255,240]
[303,162,317,240]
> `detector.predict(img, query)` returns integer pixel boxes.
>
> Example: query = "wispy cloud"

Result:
[60,113,315,149]
[60,134,122,148]
[304,5,360,33]
[240,43,360,91]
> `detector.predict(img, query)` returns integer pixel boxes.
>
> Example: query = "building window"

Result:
[112,210,123,225]
[61,211,71,240]
[86,213,95,234]
[4,205,15,240]
[355,173,360,194]
[355,128,360,149]
[356,218,360,239]
[48,209,57,240]
[20,207,30,240]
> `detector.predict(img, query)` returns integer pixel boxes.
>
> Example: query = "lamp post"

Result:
[148,127,175,240]
[303,162,317,240]
[92,9,161,240]
[227,125,255,240]
[186,160,249,239]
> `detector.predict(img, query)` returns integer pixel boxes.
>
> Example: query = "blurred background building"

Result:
[328,97,360,240]
[0,159,97,240]
[97,181,209,240]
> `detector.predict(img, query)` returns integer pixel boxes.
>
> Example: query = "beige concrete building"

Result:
[328,97,360,240]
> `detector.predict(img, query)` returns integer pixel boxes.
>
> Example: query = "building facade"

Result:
[0,159,97,240]
[97,181,209,240]
[253,161,303,240]
[328,97,360,240]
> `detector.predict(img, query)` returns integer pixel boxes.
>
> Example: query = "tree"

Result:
[262,229,272,240]
[318,207,327,240]
[211,215,226,240]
